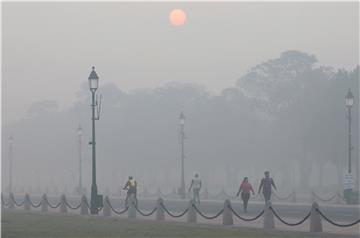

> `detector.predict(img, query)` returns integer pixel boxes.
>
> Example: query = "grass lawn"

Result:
[0,210,341,238]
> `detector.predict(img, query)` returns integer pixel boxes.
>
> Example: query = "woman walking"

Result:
[236,177,255,213]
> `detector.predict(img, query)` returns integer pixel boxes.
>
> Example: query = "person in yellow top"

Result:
[123,176,138,206]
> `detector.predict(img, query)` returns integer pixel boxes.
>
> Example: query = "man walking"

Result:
[258,171,277,204]
[188,173,202,204]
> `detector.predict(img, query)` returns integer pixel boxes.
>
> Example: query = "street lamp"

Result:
[344,88,355,203]
[88,66,102,214]
[77,125,84,195]
[345,88,354,174]
[178,112,186,199]
[9,136,14,193]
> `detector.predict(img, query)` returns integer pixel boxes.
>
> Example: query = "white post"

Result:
[187,199,197,223]
[263,201,275,229]
[222,199,233,225]
[156,198,165,221]
[59,194,67,213]
[309,202,322,232]
[80,195,89,215]
[103,196,111,216]
[41,194,48,212]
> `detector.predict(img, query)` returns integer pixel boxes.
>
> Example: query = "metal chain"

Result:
[29,198,42,208]
[192,204,224,219]
[45,197,61,209]
[64,199,81,210]
[107,199,129,215]
[134,204,158,217]
[2,196,9,206]
[313,193,337,202]
[160,202,189,218]
[270,206,311,226]
[10,196,24,207]
[316,209,360,227]
[228,205,264,221]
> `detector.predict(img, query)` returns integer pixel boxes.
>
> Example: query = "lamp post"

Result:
[344,88,354,203]
[88,66,102,214]
[178,112,186,199]
[345,89,354,174]
[77,125,84,195]
[9,136,13,193]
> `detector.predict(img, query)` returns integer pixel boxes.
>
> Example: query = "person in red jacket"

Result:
[236,177,255,213]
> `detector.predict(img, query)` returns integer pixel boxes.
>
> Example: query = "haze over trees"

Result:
[2,51,358,195]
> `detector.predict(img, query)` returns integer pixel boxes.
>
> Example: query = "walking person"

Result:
[236,177,255,213]
[188,173,202,204]
[258,171,277,205]
[123,176,138,206]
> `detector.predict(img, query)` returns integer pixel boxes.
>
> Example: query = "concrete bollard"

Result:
[41,194,48,212]
[24,193,31,211]
[263,201,275,229]
[291,189,296,203]
[127,197,137,219]
[156,198,165,221]
[222,199,233,225]
[8,193,15,210]
[59,194,67,213]
[80,195,89,215]
[187,199,197,223]
[1,193,5,210]
[309,202,322,232]
[103,196,111,216]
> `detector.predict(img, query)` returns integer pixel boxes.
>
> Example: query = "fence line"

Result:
[2,193,359,232]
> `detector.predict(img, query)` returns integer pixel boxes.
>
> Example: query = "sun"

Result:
[169,9,187,26]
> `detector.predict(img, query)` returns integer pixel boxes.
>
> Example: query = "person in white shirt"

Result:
[188,173,202,204]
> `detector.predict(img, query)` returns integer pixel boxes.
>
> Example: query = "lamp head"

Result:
[88,66,99,91]
[179,112,185,125]
[345,88,354,107]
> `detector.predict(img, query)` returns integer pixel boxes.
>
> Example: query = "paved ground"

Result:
[2,209,358,238]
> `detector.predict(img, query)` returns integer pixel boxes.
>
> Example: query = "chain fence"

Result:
[228,205,264,221]
[269,206,311,226]
[160,202,189,218]
[192,203,224,220]
[2,193,360,231]
[315,209,360,227]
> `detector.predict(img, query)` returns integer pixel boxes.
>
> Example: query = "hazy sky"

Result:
[2,2,359,125]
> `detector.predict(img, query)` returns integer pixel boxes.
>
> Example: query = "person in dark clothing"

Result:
[258,171,277,204]
[236,177,255,213]
[123,176,138,206]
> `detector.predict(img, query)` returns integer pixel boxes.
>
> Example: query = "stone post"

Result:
[1,193,5,210]
[24,193,31,211]
[222,199,233,225]
[80,195,89,215]
[309,202,322,232]
[41,194,48,212]
[156,198,165,221]
[187,199,197,223]
[59,194,67,213]
[8,193,15,210]
[263,201,275,229]
[127,197,136,219]
[103,196,111,216]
